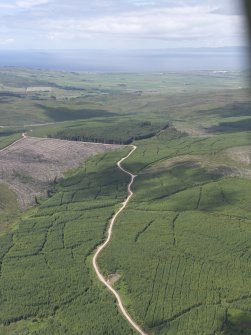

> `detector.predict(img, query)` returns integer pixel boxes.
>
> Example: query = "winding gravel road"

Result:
[1,135,147,333]
[92,145,148,335]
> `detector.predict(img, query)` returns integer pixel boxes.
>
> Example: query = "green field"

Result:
[0,68,250,334]
[0,131,21,150]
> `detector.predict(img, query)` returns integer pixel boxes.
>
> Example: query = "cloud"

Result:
[0,0,50,10]
[0,38,15,45]
[127,0,156,7]
[16,0,50,8]
[0,0,246,49]
[43,5,244,47]
[0,4,15,9]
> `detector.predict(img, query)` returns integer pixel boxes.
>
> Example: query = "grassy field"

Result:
[0,68,250,334]
[0,67,249,133]
[0,132,21,150]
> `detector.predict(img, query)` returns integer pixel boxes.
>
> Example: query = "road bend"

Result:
[92,145,148,335]
[1,136,147,333]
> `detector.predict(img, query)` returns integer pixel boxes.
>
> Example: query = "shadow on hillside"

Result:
[130,161,251,213]
[206,118,251,133]
[224,310,251,335]
[36,104,117,122]
[198,102,251,118]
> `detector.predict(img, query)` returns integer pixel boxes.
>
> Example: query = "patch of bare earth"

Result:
[225,146,251,166]
[0,137,121,210]
[107,273,121,286]
[172,122,213,137]
[223,146,251,179]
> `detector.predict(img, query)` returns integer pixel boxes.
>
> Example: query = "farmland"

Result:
[0,68,250,334]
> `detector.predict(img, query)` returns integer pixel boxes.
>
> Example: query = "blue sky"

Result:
[0,0,246,50]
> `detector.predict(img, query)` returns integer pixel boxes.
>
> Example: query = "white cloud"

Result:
[0,3,15,9]
[0,0,50,10]
[16,0,50,9]
[0,0,246,49]
[44,5,245,47]
[0,38,15,45]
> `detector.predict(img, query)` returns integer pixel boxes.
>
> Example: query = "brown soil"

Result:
[0,137,121,210]
[172,122,213,137]
[107,273,121,286]
[226,146,251,166]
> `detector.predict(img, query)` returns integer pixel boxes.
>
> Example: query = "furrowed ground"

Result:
[0,136,120,209]
[0,68,250,334]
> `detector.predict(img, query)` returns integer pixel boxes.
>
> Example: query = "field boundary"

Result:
[0,133,24,153]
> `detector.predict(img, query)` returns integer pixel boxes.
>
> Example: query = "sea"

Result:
[0,48,248,72]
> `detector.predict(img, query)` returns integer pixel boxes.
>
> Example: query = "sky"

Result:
[0,0,247,50]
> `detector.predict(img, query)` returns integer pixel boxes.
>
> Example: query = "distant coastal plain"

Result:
[0,48,247,72]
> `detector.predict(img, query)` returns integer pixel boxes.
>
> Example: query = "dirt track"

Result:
[92,145,148,335]
[0,136,120,210]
